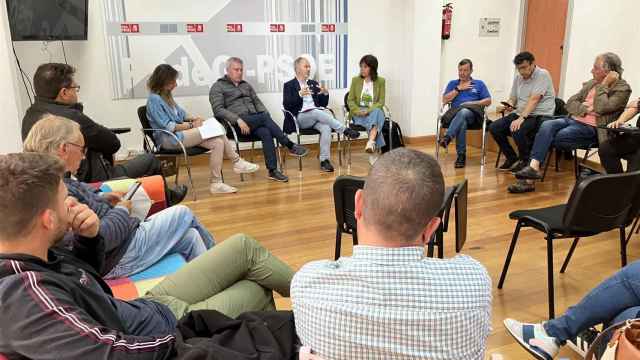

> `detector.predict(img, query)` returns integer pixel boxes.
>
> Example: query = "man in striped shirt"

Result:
[292,148,492,360]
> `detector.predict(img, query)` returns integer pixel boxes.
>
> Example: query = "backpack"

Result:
[380,120,405,153]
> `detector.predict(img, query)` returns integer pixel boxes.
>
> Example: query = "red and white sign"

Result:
[187,23,204,33]
[270,24,285,32]
[226,23,243,32]
[321,24,336,32]
[120,23,140,33]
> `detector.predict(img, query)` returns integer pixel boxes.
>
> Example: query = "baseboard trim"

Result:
[403,135,436,146]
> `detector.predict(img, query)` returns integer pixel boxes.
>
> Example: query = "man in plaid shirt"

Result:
[291,148,492,360]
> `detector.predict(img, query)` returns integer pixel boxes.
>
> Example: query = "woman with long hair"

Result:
[146,64,258,194]
[347,55,386,161]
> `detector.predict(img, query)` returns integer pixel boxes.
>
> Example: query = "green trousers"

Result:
[145,233,294,319]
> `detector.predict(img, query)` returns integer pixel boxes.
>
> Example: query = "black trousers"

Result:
[237,112,293,171]
[599,134,640,174]
[489,113,549,162]
[111,153,163,179]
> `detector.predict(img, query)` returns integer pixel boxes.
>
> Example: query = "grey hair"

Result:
[599,52,624,76]
[362,148,445,243]
[294,56,309,69]
[225,57,244,69]
[23,115,81,155]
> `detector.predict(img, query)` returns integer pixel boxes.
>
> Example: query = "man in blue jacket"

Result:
[0,152,293,359]
[283,57,359,172]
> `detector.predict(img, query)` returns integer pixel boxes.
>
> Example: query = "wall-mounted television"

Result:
[6,0,88,41]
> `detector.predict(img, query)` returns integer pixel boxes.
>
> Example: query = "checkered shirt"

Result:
[291,246,492,360]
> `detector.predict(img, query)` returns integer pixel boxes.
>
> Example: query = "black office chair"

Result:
[342,92,394,166]
[137,106,208,201]
[218,117,282,180]
[333,175,366,260]
[281,108,343,171]
[426,179,469,258]
[435,104,491,166]
[497,170,640,319]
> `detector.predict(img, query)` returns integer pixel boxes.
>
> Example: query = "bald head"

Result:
[361,148,445,243]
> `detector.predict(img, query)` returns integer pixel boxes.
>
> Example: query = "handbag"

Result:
[585,319,640,360]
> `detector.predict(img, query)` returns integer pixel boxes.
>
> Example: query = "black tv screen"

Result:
[6,0,88,41]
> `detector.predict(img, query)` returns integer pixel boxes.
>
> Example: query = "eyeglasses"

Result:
[66,142,87,155]
[67,85,81,92]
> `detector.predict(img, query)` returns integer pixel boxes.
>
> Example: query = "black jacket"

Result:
[0,241,176,359]
[282,78,329,134]
[22,97,122,182]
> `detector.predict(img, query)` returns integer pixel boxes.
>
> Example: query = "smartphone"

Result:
[500,101,514,109]
[124,181,142,200]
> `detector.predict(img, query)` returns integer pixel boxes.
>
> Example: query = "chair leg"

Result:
[573,149,579,179]
[481,127,487,166]
[495,149,502,168]
[237,141,244,182]
[546,235,556,319]
[174,156,181,186]
[627,217,640,245]
[435,121,441,160]
[497,221,523,289]
[427,233,435,258]
[184,155,197,202]
[554,147,560,172]
[297,133,303,172]
[621,226,628,267]
[338,134,343,167]
[334,226,342,260]
[437,229,444,259]
[541,150,553,182]
[560,237,580,274]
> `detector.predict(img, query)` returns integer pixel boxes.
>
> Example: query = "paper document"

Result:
[198,118,226,139]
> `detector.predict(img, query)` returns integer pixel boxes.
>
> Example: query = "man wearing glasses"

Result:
[21,63,187,205]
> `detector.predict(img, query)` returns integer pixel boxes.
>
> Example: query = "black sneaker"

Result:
[567,328,600,357]
[268,169,289,182]
[454,154,466,168]
[439,135,452,149]
[320,160,335,172]
[343,128,360,139]
[498,158,518,171]
[515,165,543,180]
[508,180,535,194]
[167,185,188,206]
[510,160,528,174]
[288,144,309,157]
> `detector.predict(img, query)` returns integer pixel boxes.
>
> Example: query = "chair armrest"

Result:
[140,128,189,157]
[281,108,301,134]
[219,118,241,144]
[110,127,131,134]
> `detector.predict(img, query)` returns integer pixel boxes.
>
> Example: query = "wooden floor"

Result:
[176,142,636,360]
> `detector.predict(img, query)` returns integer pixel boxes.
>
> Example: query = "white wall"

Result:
[0,3,24,154]
[561,0,640,100]
[439,0,523,112]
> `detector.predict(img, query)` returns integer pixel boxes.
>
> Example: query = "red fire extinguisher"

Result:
[442,3,453,40]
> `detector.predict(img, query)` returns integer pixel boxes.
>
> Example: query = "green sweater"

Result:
[347,76,386,118]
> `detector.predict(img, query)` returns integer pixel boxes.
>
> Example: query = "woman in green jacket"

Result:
[347,55,386,153]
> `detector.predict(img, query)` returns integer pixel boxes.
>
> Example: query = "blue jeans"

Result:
[240,112,293,171]
[297,109,345,161]
[105,205,216,279]
[353,108,386,149]
[445,108,477,155]
[544,260,640,343]
[530,117,597,165]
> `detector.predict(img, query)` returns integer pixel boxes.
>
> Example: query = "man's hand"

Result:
[102,192,123,206]
[458,82,473,91]
[237,119,251,135]
[116,200,132,212]
[510,117,525,132]
[497,102,514,114]
[66,197,100,238]
[603,71,620,88]
[320,84,329,94]
[299,87,311,97]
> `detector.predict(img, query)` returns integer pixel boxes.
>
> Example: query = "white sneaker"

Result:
[233,159,259,174]
[365,139,376,153]
[503,319,559,360]
[210,182,237,194]
[368,154,379,166]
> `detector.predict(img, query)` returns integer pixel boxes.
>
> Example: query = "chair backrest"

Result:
[343,92,350,113]
[554,97,568,116]
[137,106,160,152]
[454,179,468,252]
[563,170,640,233]
[333,175,365,233]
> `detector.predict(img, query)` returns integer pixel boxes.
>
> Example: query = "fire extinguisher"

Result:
[442,3,453,40]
